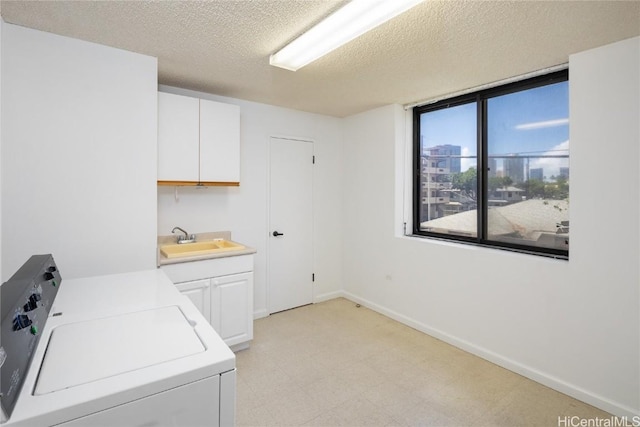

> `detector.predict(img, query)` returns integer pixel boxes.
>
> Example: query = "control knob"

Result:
[23,293,42,312]
[12,314,32,331]
[23,300,37,312]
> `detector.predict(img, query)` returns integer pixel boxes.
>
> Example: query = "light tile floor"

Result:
[236,298,611,426]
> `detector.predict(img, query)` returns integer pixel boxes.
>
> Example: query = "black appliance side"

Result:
[0,254,62,421]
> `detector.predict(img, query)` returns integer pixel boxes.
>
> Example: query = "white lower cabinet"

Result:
[160,254,254,351]
[211,272,253,349]
[175,279,211,324]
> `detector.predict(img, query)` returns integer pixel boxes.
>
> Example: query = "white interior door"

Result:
[268,137,313,314]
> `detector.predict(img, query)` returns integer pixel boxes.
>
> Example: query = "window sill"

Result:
[398,233,569,261]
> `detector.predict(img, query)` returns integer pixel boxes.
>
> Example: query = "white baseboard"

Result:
[253,308,269,320]
[340,291,639,419]
[253,292,341,319]
[314,290,343,303]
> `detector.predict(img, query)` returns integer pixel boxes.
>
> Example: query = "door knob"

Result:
[272,231,284,237]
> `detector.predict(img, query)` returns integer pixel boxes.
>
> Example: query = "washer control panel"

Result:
[0,255,61,421]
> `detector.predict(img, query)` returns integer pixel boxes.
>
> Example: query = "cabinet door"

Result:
[199,99,240,183]
[211,272,253,347]
[158,92,200,182]
[175,279,211,324]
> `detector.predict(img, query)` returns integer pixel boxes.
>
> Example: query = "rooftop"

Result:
[422,199,569,239]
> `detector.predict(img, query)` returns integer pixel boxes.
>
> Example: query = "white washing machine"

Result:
[1,255,236,426]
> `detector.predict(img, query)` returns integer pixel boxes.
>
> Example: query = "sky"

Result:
[420,80,569,179]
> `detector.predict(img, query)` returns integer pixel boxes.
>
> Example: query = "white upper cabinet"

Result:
[158,92,240,185]
[158,92,199,182]
[200,99,241,183]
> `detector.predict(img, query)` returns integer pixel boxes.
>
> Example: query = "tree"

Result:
[545,176,569,200]
[523,179,545,198]
[488,177,500,192]
[488,176,513,192]
[523,177,569,200]
[451,167,477,196]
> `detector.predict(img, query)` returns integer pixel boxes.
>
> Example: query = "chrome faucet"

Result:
[172,227,196,244]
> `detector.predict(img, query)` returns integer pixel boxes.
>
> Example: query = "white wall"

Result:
[157,85,344,318]
[1,24,158,280]
[568,36,639,415]
[342,37,639,417]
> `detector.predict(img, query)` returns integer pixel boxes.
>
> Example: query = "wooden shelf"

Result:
[157,181,240,187]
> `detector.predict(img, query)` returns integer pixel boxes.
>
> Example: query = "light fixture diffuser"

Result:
[270,0,425,71]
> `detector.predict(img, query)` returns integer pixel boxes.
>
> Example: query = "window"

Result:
[413,70,569,258]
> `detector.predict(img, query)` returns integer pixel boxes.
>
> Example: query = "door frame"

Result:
[266,135,315,315]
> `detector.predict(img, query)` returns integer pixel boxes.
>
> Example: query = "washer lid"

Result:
[35,306,204,395]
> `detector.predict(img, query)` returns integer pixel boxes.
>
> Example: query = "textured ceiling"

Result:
[1,0,639,117]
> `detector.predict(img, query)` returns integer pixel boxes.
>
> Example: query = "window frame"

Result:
[412,70,569,259]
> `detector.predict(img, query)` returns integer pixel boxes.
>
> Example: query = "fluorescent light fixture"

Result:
[270,0,425,71]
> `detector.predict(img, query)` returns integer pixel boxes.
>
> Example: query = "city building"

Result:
[420,144,464,221]
[488,158,498,179]
[419,156,450,221]
[530,167,544,181]
[504,155,525,183]
[559,167,569,179]
[424,144,461,173]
